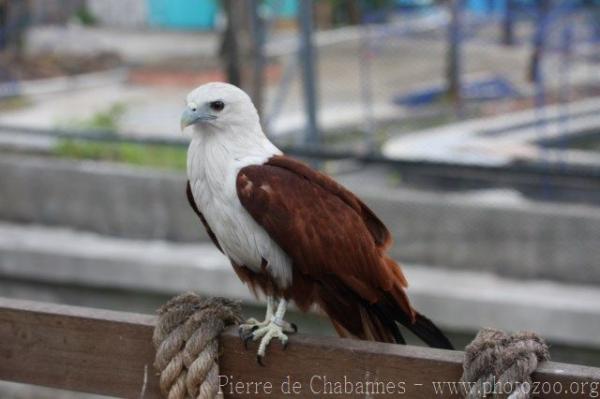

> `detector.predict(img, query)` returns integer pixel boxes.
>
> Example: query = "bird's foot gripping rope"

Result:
[153,293,241,399]
[460,328,550,399]
[238,298,297,366]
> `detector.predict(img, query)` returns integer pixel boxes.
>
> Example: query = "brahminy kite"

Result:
[181,82,453,364]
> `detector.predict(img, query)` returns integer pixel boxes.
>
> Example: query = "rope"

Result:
[461,328,550,399]
[153,293,242,399]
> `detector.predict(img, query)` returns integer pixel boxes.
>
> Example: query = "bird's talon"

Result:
[238,317,272,347]
[236,300,292,364]
[280,321,297,334]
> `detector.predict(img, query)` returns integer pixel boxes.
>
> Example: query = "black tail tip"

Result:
[411,313,455,350]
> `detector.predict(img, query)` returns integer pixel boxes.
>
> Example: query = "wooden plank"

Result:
[0,298,599,398]
[0,298,158,398]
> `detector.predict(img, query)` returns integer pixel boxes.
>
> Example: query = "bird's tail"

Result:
[323,262,454,349]
[318,256,453,349]
[323,290,454,349]
[409,312,454,349]
[369,257,454,349]
[364,298,454,350]
[326,299,454,350]
[394,307,454,349]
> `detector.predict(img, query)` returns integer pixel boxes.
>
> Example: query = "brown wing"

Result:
[237,155,415,343]
[265,155,392,249]
[186,181,223,253]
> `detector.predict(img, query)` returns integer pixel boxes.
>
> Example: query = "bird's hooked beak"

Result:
[180,104,217,131]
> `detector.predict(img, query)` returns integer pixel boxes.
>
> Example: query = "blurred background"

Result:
[0,0,599,397]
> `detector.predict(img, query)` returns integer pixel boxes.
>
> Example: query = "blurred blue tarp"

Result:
[147,0,218,30]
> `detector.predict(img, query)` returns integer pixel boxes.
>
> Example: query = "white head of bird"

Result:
[181,82,281,178]
[180,82,262,137]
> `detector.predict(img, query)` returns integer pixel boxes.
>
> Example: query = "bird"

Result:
[181,82,453,364]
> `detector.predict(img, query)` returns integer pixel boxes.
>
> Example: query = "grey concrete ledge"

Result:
[1,221,599,348]
[1,154,599,285]
[0,154,202,242]
[0,68,128,100]
[0,221,236,300]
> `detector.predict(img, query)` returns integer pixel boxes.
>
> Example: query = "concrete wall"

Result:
[365,189,600,283]
[1,154,599,284]
[0,155,202,241]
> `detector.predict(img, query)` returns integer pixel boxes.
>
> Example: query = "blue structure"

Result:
[147,0,218,30]
[468,0,508,15]
[264,0,298,19]
[147,0,299,30]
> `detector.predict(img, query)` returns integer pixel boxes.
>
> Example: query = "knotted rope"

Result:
[153,293,242,399]
[460,328,550,399]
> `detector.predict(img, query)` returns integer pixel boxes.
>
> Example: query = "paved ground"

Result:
[383,97,600,165]
[7,22,597,142]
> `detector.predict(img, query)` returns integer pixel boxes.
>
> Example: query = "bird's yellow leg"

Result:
[239,298,298,365]
[252,299,291,365]
[238,296,274,335]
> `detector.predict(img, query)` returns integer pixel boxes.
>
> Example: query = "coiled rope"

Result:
[153,293,241,399]
[460,328,550,399]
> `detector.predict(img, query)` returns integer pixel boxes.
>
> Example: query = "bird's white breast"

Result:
[187,134,292,288]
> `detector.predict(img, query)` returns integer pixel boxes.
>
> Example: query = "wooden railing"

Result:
[0,298,599,398]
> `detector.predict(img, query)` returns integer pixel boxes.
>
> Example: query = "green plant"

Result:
[59,102,127,134]
[53,139,188,171]
[73,6,98,26]
[87,103,126,132]
[0,96,30,111]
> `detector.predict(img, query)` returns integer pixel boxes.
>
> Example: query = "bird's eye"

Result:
[209,100,225,112]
